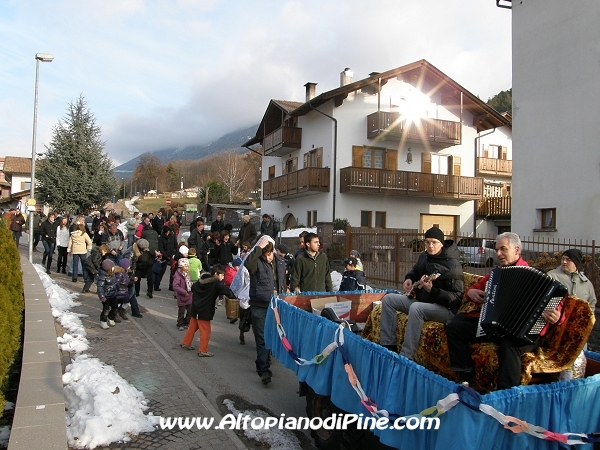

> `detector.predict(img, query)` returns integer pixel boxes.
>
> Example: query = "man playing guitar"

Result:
[379,227,464,359]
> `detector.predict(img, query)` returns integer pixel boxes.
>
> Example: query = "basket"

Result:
[226,298,239,320]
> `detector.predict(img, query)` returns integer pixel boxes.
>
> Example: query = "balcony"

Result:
[263,126,302,156]
[477,196,512,217]
[263,167,330,200]
[477,157,512,177]
[367,111,461,147]
[339,166,483,200]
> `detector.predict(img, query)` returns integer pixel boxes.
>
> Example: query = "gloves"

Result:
[100,297,107,303]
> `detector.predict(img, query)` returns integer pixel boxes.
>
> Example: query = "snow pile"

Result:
[222,399,302,450]
[63,355,158,449]
[33,266,158,448]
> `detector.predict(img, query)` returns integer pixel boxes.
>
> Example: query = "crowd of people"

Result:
[6,205,594,391]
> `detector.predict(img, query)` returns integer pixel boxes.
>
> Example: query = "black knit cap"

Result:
[563,249,583,269]
[424,227,445,244]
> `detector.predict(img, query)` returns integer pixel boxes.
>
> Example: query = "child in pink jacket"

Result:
[173,258,193,330]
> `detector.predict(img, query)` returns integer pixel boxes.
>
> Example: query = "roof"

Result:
[244,59,511,147]
[3,156,32,174]
[243,100,303,147]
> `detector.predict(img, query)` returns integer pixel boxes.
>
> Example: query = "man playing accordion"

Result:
[445,232,561,389]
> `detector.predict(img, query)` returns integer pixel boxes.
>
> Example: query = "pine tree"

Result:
[36,95,115,215]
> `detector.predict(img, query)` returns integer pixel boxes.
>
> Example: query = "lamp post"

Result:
[29,53,53,263]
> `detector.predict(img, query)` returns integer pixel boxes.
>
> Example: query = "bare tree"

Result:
[216,151,250,203]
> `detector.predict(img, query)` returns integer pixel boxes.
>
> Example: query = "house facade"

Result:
[510,0,600,240]
[245,60,511,236]
[1,156,32,211]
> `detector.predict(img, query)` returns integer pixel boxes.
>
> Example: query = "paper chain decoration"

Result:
[269,296,600,446]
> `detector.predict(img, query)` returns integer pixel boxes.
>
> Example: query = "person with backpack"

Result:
[117,258,143,319]
[173,258,193,330]
[97,259,120,329]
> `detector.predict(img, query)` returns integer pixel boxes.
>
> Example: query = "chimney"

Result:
[304,82,317,102]
[340,68,353,86]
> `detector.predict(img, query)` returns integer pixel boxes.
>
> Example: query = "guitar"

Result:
[404,272,441,299]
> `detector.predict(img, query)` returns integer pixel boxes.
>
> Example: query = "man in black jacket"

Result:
[379,227,464,359]
[245,238,287,384]
[188,218,208,268]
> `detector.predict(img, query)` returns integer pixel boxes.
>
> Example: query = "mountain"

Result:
[113,124,258,173]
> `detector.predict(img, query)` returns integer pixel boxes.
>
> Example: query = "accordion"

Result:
[477,266,568,344]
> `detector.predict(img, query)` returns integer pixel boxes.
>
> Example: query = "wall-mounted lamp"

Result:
[406,148,413,164]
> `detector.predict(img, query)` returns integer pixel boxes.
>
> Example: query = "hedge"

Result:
[0,220,24,412]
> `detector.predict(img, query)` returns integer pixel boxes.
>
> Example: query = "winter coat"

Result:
[85,247,105,276]
[97,269,118,301]
[237,222,257,248]
[224,265,237,287]
[56,226,70,247]
[158,231,177,261]
[190,273,236,321]
[172,269,193,307]
[152,214,165,233]
[260,219,279,239]
[101,229,125,253]
[125,217,139,236]
[339,269,367,292]
[134,250,154,279]
[188,255,202,282]
[246,246,287,308]
[404,240,464,313]
[9,213,25,232]
[217,240,237,265]
[40,218,58,242]
[548,267,597,312]
[210,219,225,233]
[141,228,159,255]
[290,250,333,293]
[188,228,208,267]
[68,230,92,255]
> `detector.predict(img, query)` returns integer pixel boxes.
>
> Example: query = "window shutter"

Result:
[316,148,323,168]
[292,157,298,172]
[352,146,364,167]
[452,156,461,176]
[421,152,431,173]
[303,152,308,168]
[501,146,508,160]
[282,161,286,175]
[386,150,398,170]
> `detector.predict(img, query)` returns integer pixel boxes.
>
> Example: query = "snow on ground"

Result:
[34,265,158,449]
[0,426,9,447]
[222,399,302,450]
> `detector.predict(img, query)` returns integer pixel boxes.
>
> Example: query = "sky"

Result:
[0,0,512,166]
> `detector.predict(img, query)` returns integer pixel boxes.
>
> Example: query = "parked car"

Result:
[456,237,498,267]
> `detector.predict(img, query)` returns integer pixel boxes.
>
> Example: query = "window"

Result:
[375,211,386,229]
[268,166,275,179]
[421,153,461,175]
[20,181,31,190]
[360,211,372,228]
[352,146,397,170]
[282,157,297,175]
[307,210,318,227]
[304,148,323,168]
[539,208,556,230]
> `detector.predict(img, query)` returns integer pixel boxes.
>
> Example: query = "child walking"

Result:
[173,258,193,330]
[181,265,236,357]
[97,259,119,329]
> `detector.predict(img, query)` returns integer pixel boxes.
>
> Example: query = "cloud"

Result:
[0,0,512,164]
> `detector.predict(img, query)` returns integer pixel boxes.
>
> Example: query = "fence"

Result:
[342,227,599,294]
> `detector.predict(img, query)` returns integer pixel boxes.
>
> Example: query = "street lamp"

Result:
[29,52,53,263]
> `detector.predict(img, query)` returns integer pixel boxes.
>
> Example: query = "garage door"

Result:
[420,214,456,235]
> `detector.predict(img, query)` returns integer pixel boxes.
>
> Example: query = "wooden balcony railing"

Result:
[367,111,461,147]
[340,166,483,199]
[477,196,512,217]
[263,167,330,200]
[263,126,302,156]
[477,157,512,177]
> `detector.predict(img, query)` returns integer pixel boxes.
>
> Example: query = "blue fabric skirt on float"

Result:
[265,295,600,450]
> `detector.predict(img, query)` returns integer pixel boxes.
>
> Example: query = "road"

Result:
[128,272,318,449]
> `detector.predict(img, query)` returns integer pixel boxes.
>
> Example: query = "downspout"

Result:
[473,127,497,235]
[308,101,338,222]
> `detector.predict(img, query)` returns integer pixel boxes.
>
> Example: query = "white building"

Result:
[511,0,600,240]
[245,60,512,235]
